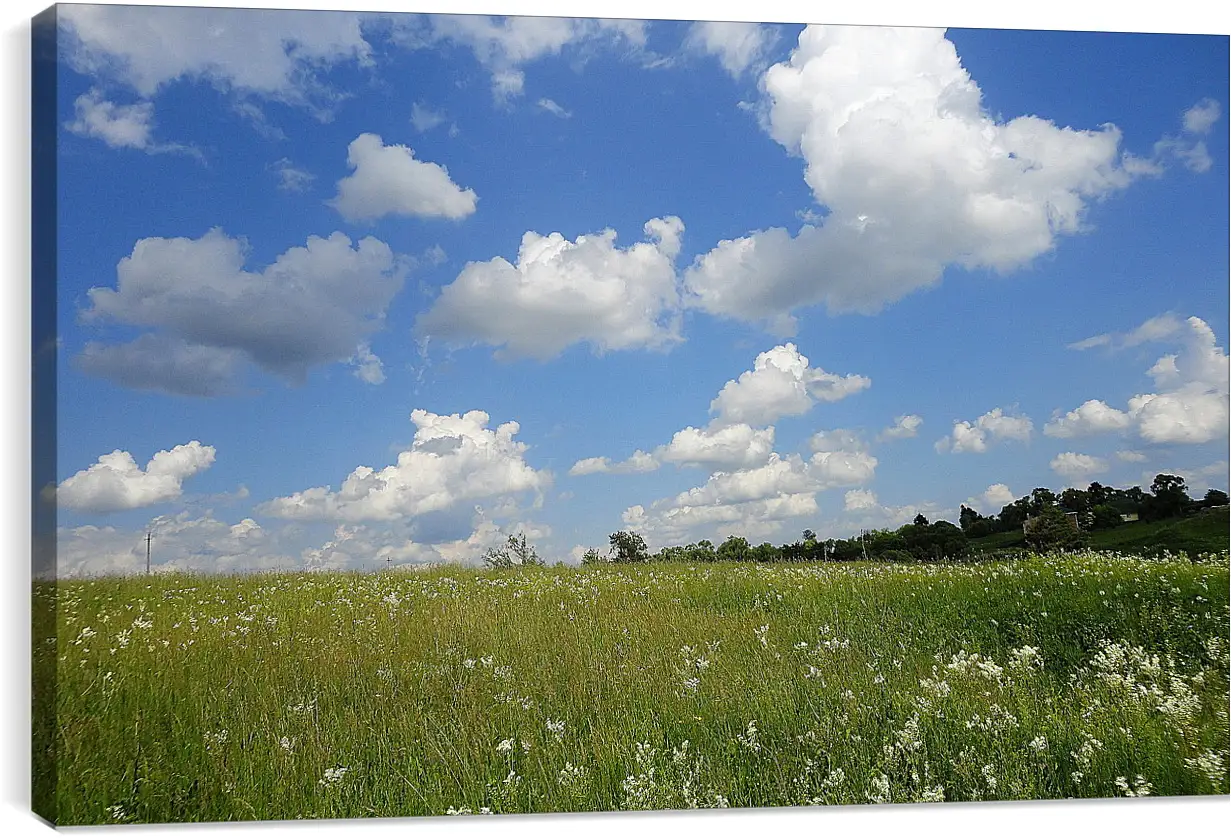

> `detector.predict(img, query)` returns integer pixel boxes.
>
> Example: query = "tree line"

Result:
[560,473,1227,567]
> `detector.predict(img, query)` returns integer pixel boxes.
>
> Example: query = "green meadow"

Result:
[36,551,1230,824]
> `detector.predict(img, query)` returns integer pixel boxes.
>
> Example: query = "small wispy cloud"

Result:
[270,158,315,192]
[537,98,572,118]
[1068,313,1183,351]
[411,101,447,132]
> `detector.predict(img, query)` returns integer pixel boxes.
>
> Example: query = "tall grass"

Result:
[37,551,1230,824]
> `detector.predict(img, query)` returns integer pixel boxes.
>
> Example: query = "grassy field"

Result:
[36,550,1230,824]
[969,507,1230,554]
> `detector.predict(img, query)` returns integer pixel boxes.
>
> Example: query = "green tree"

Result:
[581,547,605,565]
[1024,507,1085,551]
[1029,488,1058,516]
[716,535,751,562]
[484,533,544,569]
[913,513,930,527]
[997,497,1030,532]
[685,540,717,563]
[1143,474,1190,521]
[1089,504,1123,531]
[750,542,780,563]
[1087,481,1109,507]
[958,505,982,531]
[608,531,650,563]
[1204,488,1229,507]
[1059,487,1091,515]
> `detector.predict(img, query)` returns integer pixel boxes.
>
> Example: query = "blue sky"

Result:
[50,4,1229,574]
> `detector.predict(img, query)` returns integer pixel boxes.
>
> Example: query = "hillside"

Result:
[970,506,1230,556]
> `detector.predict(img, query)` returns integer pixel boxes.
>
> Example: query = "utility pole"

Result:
[145,531,152,575]
[861,529,868,561]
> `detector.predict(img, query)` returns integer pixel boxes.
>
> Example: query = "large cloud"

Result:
[1050,452,1109,483]
[259,409,549,522]
[571,343,864,478]
[416,217,685,359]
[58,4,372,114]
[935,407,1033,454]
[1043,400,1132,438]
[622,448,877,546]
[709,343,870,427]
[683,25,1164,330]
[79,229,407,394]
[1128,317,1229,444]
[1055,315,1229,445]
[656,424,776,469]
[330,133,477,222]
[56,442,216,513]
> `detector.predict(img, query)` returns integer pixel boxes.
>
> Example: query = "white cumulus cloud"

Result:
[1058,316,1229,446]
[656,424,776,469]
[936,407,1033,454]
[710,343,870,427]
[1044,399,1132,438]
[330,133,478,222]
[56,441,216,513]
[622,449,876,546]
[1050,452,1109,482]
[259,409,549,522]
[683,25,1154,330]
[416,217,685,359]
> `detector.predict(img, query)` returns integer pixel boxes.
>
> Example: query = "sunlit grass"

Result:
[37,551,1230,824]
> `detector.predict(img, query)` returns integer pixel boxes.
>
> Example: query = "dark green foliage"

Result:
[483,533,545,568]
[1142,474,1191,522]
[1059,487,1091,517]
[716,535,751,562]
[609,531,650,563]
[1024,507,1086,551]
[1205,489,1229,507]
[1029,487,1058,515]
[1089,504,1123,531]
[965,517,998,539]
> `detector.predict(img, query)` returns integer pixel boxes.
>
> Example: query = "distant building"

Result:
[1120,512,1139,523]
[1023,511,1081,535]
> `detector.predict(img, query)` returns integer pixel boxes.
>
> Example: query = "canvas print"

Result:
[31,1,1230,826]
